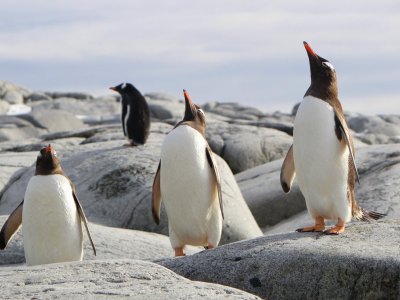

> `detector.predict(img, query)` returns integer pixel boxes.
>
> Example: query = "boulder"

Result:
[0,116,46,142]
[0,100,10,115]
[146,93,184,121]
[206,121,292,173]
[348,114,400,144]
[44,91,94,100]
[0,259,260,299]
[0,215,202,265]
[203,102,265,121]
[158,220,400,300]
[0,122,262,246]
[24,91,52,102]
[29,109,86,132]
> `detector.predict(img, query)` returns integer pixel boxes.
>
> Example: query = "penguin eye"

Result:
[322,62,335,70]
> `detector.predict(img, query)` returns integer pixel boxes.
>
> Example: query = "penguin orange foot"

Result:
[174,247,186,257]
[324,219,345,235]
[296,216,325,232]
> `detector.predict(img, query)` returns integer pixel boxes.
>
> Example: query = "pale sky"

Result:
[1,1,399,114]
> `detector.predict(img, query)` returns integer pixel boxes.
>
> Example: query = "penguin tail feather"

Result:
[355,208,386,222]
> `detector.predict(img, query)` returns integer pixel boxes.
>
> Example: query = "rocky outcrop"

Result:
[158,220,400,300]
[0,259,261,299]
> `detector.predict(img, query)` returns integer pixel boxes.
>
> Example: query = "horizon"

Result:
[1,0,399,115]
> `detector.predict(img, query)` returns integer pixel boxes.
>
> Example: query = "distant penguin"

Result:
[110,83,150,146]
[0,145,96,266]
[152,90,223,256]
[280,41,384,234]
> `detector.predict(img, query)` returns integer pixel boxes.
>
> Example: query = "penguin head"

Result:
[303,41,338,97]
[109,83,137,95]
[179,89,206,135]
[35,144,62,175]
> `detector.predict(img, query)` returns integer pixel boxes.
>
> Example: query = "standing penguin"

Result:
[110,83,150,146]
[152,90,223,256]
[280,41,384,234]
[0,145,96,266]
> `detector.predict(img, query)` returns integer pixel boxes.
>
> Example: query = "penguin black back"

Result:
[110,83,150,146]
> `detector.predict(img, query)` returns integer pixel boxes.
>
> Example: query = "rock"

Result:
[0,100,10,114]
[6,104,32,116]
[0,215,202,265]
[24,91,52,102]
[0,122,261,246]
[44,91,94,100]
[207,122,292,173]
[0,116,46,142]
[203,102,265,121]
[146,94,184,121]
[291,102,301,116]
[158,220,400,300]
[0,259,260,299]
[348,114,400,144]
[3,91,23,105]
[0,81,30,105]
[29,109,86,132]
[236,159,306,231]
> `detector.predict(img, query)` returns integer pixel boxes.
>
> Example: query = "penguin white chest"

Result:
[22,175,83,266]
[293,96,351,221]
[160,125,221,247]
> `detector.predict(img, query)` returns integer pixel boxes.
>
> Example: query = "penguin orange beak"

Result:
[45,144,52,154]
[303,41,317,57]
[183,89,197,120]
[109,87,117,91]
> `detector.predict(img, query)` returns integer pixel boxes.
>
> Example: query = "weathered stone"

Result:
[159,220,400,300]
[0,116,46,142]
[203,101,265,121]
[25,92,52,102]
[44,91,94,100]
[0,259,260,299]
[0,100,10,115]
[29,109,86,132]
[207,122,292,173]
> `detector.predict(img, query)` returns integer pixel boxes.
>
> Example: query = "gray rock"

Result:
[0,215,201,265]
[348,114,400,144]
[207,122,292,173]
[145,92,180,102]
[0,122,261,246]
[203,101,265,121]
[44,91,94,100]
[159,220,400,300]
[0,100,10,114]
[0,116,46,142]
[24,91,52,102]
[0,81,30,104]
[236,159,306,231]
[146,96,184,121]
[0,259,260,299]
[29,109,86,132]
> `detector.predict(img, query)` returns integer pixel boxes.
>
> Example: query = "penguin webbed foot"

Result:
[323,225,345,235]
[296,216,325,233]
[174,247,186,257]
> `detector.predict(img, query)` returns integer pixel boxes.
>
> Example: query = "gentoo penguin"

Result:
[0,145,96,266]
[280,41,384,234]
[152,89,223,256]
[110,83,150,146]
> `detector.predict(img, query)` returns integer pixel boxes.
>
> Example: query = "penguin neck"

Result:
[305,83,338,105]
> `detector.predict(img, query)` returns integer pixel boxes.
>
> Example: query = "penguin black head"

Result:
[178,89,206,135]
[110,83,135,94]
[304,41,338,99]
[35,144,62,175]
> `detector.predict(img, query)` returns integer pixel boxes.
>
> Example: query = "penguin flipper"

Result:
[71,186,96,256]
[152,161,162,225]
[280,145,296,193]
[0,200,23,250]
[334,112,360,184]
[206,146,224,219]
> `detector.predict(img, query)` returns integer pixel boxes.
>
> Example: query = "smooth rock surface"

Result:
[0,259,261,299]
[207,122,292,173]
[159,220,400,300]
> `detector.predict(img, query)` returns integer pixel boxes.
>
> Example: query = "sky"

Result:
[0,1,399,115]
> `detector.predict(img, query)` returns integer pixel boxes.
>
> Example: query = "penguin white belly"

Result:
[293,96,351,222]
[22,175,83,266]
[160,125,221,247]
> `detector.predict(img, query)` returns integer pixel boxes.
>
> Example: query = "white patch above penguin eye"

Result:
[197,109,206,121]
[121,83,127,89]
[322,62,335,70]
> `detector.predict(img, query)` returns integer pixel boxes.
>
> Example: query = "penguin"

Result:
[152,89,223,256]
[280,41,384,235]
[110,83,151,146]
[0,144,96,266]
